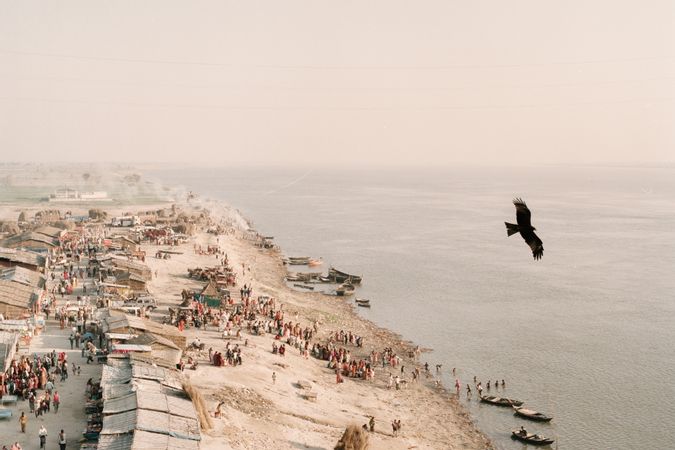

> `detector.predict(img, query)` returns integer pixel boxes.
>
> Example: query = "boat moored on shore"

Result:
[480,395,523,407]
[513,406,553,422]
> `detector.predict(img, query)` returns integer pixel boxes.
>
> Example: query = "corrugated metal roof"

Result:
[100,409,137,435]
[101,364,133,385]
[103,383,135,401]
[132,430,199,450]
[135,390,196,420]
[97,433,134,450]
[136,409,200,441]
[103,393,138,414]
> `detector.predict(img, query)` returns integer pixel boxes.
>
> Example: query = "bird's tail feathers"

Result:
[505,222,519,237]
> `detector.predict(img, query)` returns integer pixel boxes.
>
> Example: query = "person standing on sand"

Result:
[58,429,66,450]
[53,391,60,413]
[455,379,461,395]
[39,425,48,449]
[19,411,27,432]
[369,416,375,432]
[272,372,276,384]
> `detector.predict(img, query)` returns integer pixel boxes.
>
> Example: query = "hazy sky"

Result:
[0,1,673,166]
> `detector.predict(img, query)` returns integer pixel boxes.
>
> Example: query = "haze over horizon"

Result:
[1,1,674,166]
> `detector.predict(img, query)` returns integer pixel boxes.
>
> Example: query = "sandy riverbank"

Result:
[140,198,491,450]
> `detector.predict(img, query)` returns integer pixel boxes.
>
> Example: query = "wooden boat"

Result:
[0,408,12,419]
[480,395,523,407]
[513,406,553,422]
[335,287,354,297]
[287,272,322,282]
[328,267,363,284]
[287,257,310,265]
[339,283,356,292]
[355,298,370,305]
[308,258,323,267]
[293,283,314,291]
[511,430,555,446]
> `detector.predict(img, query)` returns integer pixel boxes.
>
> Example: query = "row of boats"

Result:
[479,396,555,446]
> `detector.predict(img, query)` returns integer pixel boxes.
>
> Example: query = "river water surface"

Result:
[150,165,675,450]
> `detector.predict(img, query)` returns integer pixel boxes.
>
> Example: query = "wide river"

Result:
[150,165,675,450]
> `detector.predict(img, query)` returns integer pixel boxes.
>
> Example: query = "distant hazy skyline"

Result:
[1,1,673,166]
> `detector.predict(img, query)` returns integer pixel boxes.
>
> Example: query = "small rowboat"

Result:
[480,395,523,407]
[513,406,553,422]
[0,408,12,419]
[355,299,371,308]
[511,430,555,446]
[308,259,323,267]
[293,284,314,291]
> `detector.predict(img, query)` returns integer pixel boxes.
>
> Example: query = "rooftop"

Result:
[0,247,46,268]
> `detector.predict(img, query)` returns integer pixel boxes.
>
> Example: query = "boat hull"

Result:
[514,407,553,422]
[511,432,555,446]
[480,396,523,407]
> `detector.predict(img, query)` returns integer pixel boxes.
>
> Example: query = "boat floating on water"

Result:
[355,298,371,307]
[480,395,523,407]
[513,406,553,422]
[511,430,555,446]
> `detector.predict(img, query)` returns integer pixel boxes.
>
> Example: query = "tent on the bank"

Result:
[198,281,221,307]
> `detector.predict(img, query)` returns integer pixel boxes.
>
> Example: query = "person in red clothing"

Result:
[52,391,60,413]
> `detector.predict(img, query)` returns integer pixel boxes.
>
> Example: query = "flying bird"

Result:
[505,198,544,260]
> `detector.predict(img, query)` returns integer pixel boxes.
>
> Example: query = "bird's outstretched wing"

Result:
[520,229,544,260]
[513,198,532,228]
